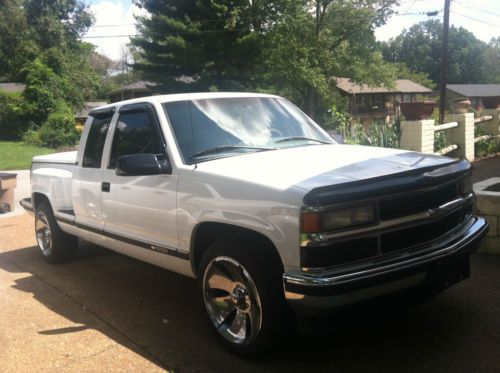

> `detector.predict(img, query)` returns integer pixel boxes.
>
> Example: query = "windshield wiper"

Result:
[191,145,275,159]
[275,136,331,144]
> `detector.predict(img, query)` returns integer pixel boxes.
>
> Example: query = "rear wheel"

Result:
[35,202,77,263]
[199,239,295,356]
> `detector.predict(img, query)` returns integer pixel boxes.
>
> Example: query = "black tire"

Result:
[35,202,77,263]
[198,238,296,357]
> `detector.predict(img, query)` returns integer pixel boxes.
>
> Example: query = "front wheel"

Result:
[199,239,295,356]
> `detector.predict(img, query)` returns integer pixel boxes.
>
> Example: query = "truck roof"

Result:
[95,92,281,112]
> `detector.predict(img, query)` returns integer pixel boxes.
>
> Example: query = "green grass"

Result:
[0,141,54,170]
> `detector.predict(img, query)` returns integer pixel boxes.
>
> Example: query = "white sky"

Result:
[84,0,500,61]
[376,0,500,43]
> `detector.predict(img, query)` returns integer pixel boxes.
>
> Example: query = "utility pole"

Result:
[439,0,451,124]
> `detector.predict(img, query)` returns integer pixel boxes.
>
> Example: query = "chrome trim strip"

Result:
[55,216,190,260]
[303,192,474,243]
[285,216,487,288]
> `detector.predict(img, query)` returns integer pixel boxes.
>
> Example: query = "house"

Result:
[75,101,108,126]
[335,77,433,125]
[108,81,157,103]
[446,84,500,111]
[0,83,26,94]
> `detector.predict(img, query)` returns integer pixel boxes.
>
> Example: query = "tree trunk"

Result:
[305,88,316,119]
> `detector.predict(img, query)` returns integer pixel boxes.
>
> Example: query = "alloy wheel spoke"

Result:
[217,308,237,331]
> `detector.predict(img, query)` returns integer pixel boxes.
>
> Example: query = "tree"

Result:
[381,20,490,85]
[132,0,398,121]
[391,63,435,89]
[0,0,38,81]
[483,37,500,84]
[262,0,398,119]
[132,0,272,92]
[0,0,113,141]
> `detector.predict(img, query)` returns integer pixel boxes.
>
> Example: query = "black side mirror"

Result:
[116,153,170,176]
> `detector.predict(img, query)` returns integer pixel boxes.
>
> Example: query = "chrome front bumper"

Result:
[283,216,488,311]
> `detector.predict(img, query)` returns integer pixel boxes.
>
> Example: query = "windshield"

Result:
[163,97,335,163]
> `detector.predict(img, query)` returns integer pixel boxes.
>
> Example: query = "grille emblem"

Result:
[426,207,446,221]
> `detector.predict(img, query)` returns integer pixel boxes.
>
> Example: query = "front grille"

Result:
[301,180,472,270]
[301,237,378,269]
[380,210,463,254]
[379,183,458,220]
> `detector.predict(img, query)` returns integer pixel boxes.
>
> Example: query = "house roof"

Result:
[447,84,500,98]
[335,77,432,95]
[108,81,157,95]
[0,83,26,94]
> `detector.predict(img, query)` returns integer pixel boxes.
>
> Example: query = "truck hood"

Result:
[194,144,457,192]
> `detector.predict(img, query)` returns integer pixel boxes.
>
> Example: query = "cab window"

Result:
[109,108,164,168]
[82,112,113,168]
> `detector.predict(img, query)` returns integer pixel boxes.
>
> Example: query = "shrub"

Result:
[21,59,70,126]
[0,91,26,139]
[24,101,79,148]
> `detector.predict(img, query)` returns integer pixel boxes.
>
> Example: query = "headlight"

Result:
[301,205,376,233]
[458,175,472,195]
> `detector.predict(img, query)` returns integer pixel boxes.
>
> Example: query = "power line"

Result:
[87,9,437,30]
[453,0,500,19]
[455,0,500,14]
[451,10,500,28]
[83,9,442,39]
[401,0,419,15]
[84,34,138,38]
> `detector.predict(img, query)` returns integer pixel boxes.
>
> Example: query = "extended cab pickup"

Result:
[21,93,488,355]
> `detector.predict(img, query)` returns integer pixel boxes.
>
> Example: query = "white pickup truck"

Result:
[21,92,488,355]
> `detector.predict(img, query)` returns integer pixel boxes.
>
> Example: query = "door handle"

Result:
[102,182,110,192]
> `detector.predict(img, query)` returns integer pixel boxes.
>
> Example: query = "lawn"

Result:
[0,141,54,170]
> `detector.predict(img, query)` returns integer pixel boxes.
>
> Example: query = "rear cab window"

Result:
[82,110,114,168]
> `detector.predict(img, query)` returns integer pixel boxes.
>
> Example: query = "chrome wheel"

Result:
[35,211,52,255]
[203,256,262,346]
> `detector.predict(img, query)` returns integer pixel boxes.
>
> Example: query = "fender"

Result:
[31,167,73,212]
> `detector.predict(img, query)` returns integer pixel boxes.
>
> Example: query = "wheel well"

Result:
[32,193,50,211]
[191,222,283,277]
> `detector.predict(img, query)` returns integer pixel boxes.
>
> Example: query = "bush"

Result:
[0,91,26,139]
[21,59,70,126]
[366,120,400,149]
[24,101,79,148]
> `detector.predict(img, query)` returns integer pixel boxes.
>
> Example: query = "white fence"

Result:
[400,109,500,161]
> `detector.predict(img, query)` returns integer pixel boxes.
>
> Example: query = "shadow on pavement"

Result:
[1,243,499,373]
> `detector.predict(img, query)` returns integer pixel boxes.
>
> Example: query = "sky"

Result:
[84,0,500,61]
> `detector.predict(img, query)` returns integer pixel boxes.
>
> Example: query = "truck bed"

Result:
[23,151,78,215]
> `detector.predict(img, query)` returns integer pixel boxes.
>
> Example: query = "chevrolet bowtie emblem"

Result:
[426,207,446,221]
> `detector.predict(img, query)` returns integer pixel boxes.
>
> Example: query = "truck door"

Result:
[100,103,179,252]
[72,108,115,233]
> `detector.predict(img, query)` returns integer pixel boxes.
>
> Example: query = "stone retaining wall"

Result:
[474,177,500,255]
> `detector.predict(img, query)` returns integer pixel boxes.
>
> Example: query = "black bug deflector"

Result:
[301,157,470,206]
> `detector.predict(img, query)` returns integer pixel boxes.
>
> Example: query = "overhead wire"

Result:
[83,10,440,39]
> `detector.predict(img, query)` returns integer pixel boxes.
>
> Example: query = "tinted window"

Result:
[82,113,113,168]
[163,97,333,163]
[109,109,164,168]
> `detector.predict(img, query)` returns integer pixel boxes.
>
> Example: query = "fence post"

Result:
[400,119,435,153]
[481,108,500,137]
[445,113,475,161]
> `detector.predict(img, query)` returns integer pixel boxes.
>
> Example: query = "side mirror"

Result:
[116,153,170,176]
